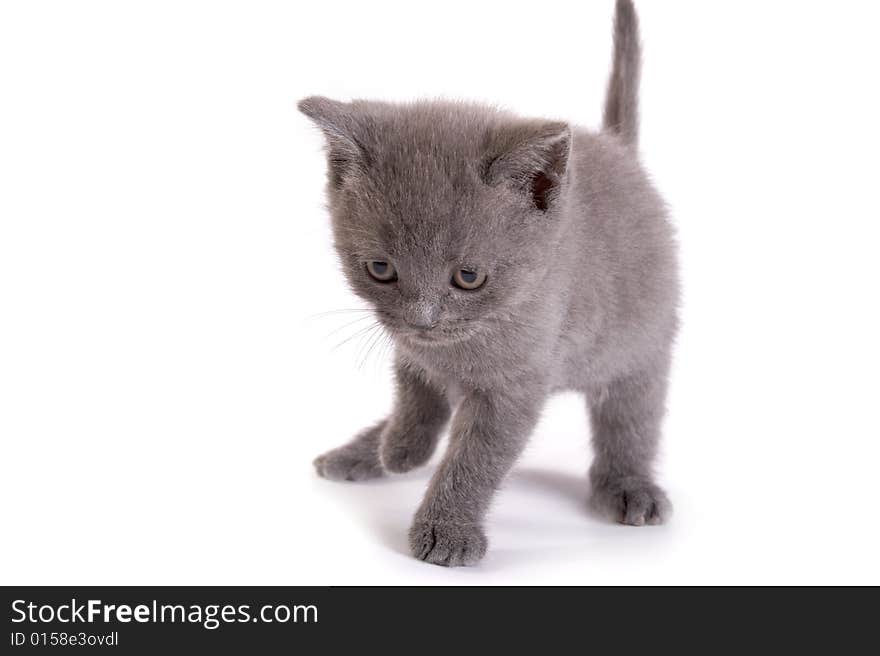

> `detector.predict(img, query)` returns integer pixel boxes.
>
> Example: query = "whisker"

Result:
[379,331,395,365]
[323,314,375,339]
[357,324,387,370]
[331,321,381,351]
[307,307,374,320]
[378,330,395,368]
[353,324,378,367]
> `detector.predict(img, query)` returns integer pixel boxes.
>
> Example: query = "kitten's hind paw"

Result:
[590,477,671,526]
[313,446,384,482]
[409,520,487,567]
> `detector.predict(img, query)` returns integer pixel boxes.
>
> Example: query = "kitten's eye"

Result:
[452,268,487,290]
[366,260,397,282]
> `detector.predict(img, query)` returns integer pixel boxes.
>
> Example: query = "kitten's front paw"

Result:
[409,520,487,567]
[590,477,671,526]
[313,445,384,482]
[380,435,435,474]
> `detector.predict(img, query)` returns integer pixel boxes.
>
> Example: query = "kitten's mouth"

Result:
[396,325,475,347]
[372,310,479,347]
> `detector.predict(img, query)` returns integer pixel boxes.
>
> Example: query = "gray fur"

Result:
[603,0,641,146]
[301,0,678,566]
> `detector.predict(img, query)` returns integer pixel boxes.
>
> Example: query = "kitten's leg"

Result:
[588,363,672,525]
[379,361,450,473]
[313,420,386,482]
[313,360,449,481]
[409,389,541,566]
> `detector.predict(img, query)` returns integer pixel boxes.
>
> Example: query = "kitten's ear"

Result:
[485,122,572,211]
[298,96,366,189]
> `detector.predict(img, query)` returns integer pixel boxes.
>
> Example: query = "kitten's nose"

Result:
[407,317,437,330]
[404,301,439,330]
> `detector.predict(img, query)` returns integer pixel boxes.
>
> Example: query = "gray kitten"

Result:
[300,0,678,567]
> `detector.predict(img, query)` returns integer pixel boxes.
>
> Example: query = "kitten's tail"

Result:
[602,0,641,147]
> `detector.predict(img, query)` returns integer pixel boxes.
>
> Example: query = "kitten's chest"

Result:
[397,341,486,392]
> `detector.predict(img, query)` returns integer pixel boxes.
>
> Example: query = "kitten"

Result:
[300,0,678,567]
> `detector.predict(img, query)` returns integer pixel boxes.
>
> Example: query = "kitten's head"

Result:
[299,97,572,347]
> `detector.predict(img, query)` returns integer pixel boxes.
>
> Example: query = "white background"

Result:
[2,0,879,585]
